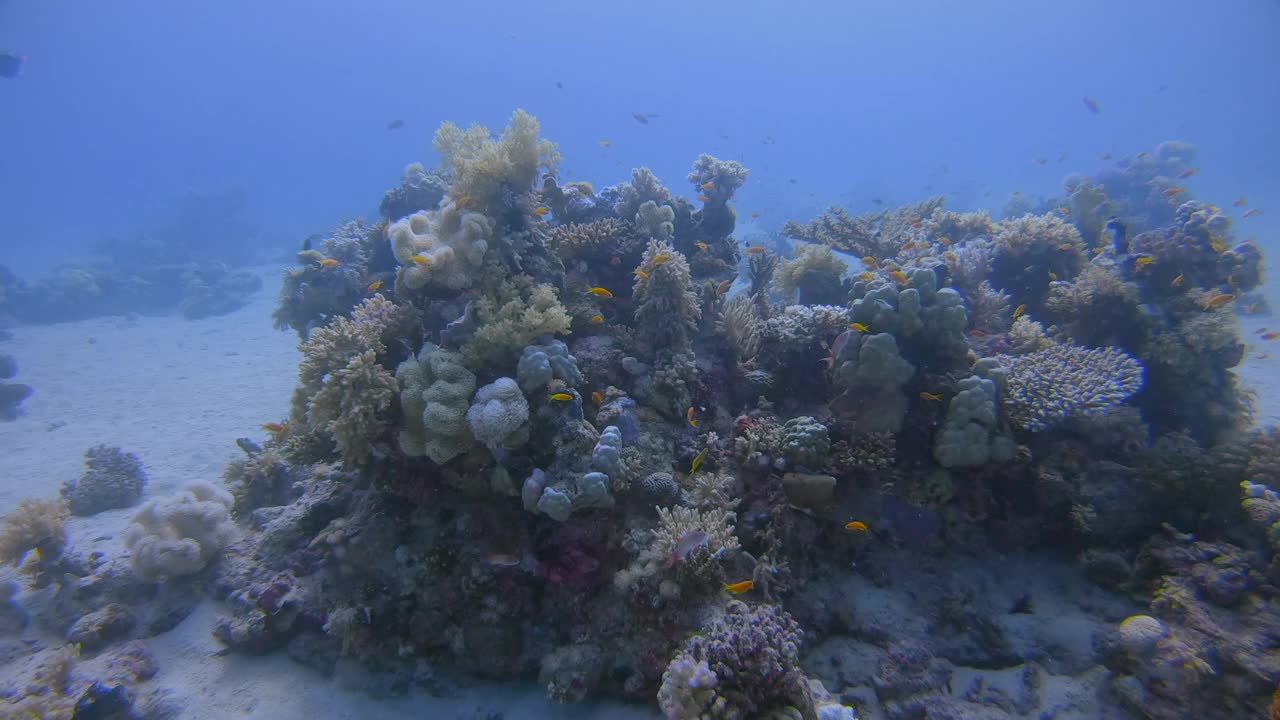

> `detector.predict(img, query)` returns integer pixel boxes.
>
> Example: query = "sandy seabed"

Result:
[0,266,1276,719]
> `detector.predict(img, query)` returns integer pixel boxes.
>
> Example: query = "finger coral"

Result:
[432,108,560,212]
[516,338,583,393]
[124,483,235,580]
[996,342,1144,431]
[933,366,1016,468]
[396,343,477,464]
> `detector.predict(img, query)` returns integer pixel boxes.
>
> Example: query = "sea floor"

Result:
[0,266,1276,719]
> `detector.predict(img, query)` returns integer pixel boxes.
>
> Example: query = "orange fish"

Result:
[750,211,762,218]
[1177,168,1199,179]
[592,392,605,405]
[548,393,573,402]
[1161,187,1185,197]
[888,270,909,285]
[455,196,475,209]
[590,314,603,324]
[695,242,709,251]
[716,279,732,295]
[845,520,869,532]
[1048,271,1058,281]
[1056,207,1071,217]
[908,218,923,229]
[919,392,942,402]
[1262,332,1280,341]
[319,257,340,268]
[943,251,958,263]
[723,580,754,595]
[1134,256,1155,269]
[1013,304,1027,319]
[1170,273,1184,288]
[861,256,879,270]
[1202,293,1235,309]
[686,407,697,427]
[598,139,611,147]
[696,194,710,202]
[532,206,551,216]
[849,322,870,332]
[967,329,988,337]
[366,279,383,292]
[745,246,767,254]
[1243,208,1260,218]
[698,181,716,191]
[936,236,951,246]
[261,422,288,434]
[586,287,614,298]
[857,271,874,282]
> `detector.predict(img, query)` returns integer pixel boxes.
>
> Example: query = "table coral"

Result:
[784,197,944,260]
[996,341,1143,431]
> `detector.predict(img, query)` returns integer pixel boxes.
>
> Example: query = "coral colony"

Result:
[2,111,1278,719]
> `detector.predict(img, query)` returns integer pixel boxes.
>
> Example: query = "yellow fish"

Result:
[687,407,697,427]
[549,393,573,402]
[1210,240,1227,253]
[261,422,288,434]
[857,271,875,282]
[699,181,716,191]
[454,196,475,209]
[888,270,909,285]
[409,254,430,266]
[1048,271,1058,281]
[750,211,762,218]
[592,391,603,405]
[590,314,603,324]
[845,520,869,532]
[1162,186,1185,197]
[1202,293,1235,309]
[366,279,383,292]
[1171,273,1184,287]
[532,206,551,216]
[849,322,870,332]
[651,253,671,264]
[861,256,879,269]
[723,580,754,595]
[745,246,767,254]
[943,252,958,262]
[586,287,614,298]
[936,236,952,246]
[598,139,611,147]
[319,257,340,268]
[1134,256,1154,269]
[634,270,649,280]
[919,392,942,402]
[695,242,709,251]
[690,446,709,474]
[1013,304,1027,319]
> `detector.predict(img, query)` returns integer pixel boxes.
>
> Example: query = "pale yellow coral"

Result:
[307,350,399,463]
[0,498,67,566]
[463,282,571,369]
[389,201,493,291]
[772,244,847,301]
[719,293,761,361]
[432,108,560,211]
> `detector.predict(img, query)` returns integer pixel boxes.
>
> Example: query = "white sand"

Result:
[0,266,1275,719]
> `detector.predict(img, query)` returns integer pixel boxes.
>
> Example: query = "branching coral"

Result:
[547,218,636,262]
[463,281,572,369]
[773,244,847,305]
[1044,265,1143,347]
[389,201,493,292]
[615,505,740,593]
[124,483,235,580]
[633,240,701,354]
[996,341,1144,431]
[273,220,376,337]
[432,108,560,211]
[396,343,478,464]
[784,196,944,259]
[719,294,761,363]
[990,213,1088,308]
[657,601,813,720]
[0,498,67,568]
[60,445,148,516]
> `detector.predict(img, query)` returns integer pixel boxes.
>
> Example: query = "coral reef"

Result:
[995,341,1144,431]
[60,445,148,516]
[124,483,235,580]
[395,343,477,464]
[432,108,560,212]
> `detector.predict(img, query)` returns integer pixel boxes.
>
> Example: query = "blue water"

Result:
[2,0,1277,275]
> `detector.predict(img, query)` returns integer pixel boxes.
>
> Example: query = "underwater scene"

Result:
[2,1,1280,718]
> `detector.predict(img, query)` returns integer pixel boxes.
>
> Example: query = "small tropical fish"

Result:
[386,119,405,130]
[750,211,762,218]
[1209,240,1227,253]
[1202,293,1235,309]
[665,530,709,568]
[845,520,869,532]
[1262,332,1280,341]
[1162,187,1185,197]
[1134,256,1155,269]
[592,391,604,404]
[634,269,649,280]
[690,446,709,474]
[900,240,916,251]
[1171,273,1184,287]
[1082,96,1101,114]
[861,256,879,270]
[694,242,709,252]
[723,580,754,595]
[1056,207,1071,217]
[319,257,340,268]
[1234,197,1246,207]
[366,279,384,293]
[261,422,288,434]
[1035,157,1048,166]
[908,218,923,229]
[631,111,659,124]
[549,393,573,402]
[1012,304,1027,319]
[696,194,711,202]
[849,322,870,333]
[1100,152,1112,160]
[745,246,767,254]
[1064,184,1076,194]
[698,181,716,191]
[598,139,611,147]
[1243,208,1260,218]
[1048,271,1058,281]
[586,287,614,298]
[967,329,988,337]
[888,270,909,285]
[943,252,958,263]
[1258,352,1272,360]
[857,271,875,282]
[484,553,521,567]
[0,52,27,79]
[919,392,942,402]
[409,254,430,266]
[936,236,951,246]
[532,206,551,216]
[651,253,671,264]
[716,279,732,295]
[687,407,698,427]
[590,314,603,324]
[1177,168,1199,179]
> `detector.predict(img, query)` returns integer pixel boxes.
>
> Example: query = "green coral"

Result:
[462,281,572,369]
[307,349,399,464]
[396,343,477,464]
[432,108,560,212]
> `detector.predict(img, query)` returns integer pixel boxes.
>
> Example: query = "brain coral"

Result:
[996,342,1144,431]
